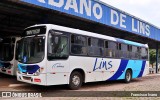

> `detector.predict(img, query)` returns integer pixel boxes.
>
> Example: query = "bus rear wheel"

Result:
[68,71,82,90]
[124,70,132,83]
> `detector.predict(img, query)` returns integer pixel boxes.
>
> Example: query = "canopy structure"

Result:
[0,0,160,72]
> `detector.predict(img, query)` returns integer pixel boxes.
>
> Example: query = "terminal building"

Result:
[0,0,160,73]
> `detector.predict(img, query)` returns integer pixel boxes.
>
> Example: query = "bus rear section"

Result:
[0,37,21,76]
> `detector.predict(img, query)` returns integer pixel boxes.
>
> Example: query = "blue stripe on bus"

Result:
[123,40,144,47]
[27,65,40,74]
[18,64,40,74]
[118,60,143,79]
[137,61,146,77]
[131,60,143,78]
[108,60,128,80]
[18,64,27,73]
[116,39,144,47]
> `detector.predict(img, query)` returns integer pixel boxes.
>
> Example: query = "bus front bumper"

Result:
[17,72,47,86]
[0,68,14,76]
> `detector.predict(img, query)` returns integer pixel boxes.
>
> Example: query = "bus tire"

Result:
[68,71,82,90]
[124,70,132,83]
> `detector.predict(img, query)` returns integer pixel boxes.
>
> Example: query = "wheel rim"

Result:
[126,72,131,82]
[72,75,80,86]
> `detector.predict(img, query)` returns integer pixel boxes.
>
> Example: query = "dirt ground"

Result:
[0,73,160,100]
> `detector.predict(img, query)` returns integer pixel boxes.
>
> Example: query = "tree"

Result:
[149,49,156,67]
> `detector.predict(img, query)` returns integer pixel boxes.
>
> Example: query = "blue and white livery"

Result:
[0,37,21,76]
[17,24,149,89]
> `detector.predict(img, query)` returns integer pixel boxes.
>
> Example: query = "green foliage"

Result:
[149,49,156,66]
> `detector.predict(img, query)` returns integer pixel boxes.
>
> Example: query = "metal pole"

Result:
[156,43,159,73]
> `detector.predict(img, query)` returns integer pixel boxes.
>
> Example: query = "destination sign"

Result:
[24,26,46,36]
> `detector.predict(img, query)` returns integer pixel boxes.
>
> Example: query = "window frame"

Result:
[70,34,88,56]
[47,29,70,61]
[47,30,149,61]
[87,37,104,57]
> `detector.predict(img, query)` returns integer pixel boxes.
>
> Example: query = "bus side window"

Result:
[47,30,69,60]
[71,34,87,55]
[137,47,141,59]
[127,45,130,52]
[127,45,133,59]
[105,41,108,48]
[106,41,116,58]
[105,41,113,57]
[132,46,138,59]
[99,39,104,56]
[88,37,93,55]
[116,43,121,58]
[121,44,127,58]
[141,48,148,60]
[88,38,104,56]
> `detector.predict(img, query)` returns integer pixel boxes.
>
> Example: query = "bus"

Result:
[17,24,149,90]
[0,37,21,76]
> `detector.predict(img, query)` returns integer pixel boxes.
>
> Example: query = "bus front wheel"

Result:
[124,70,132,83]
[68,71,82,90]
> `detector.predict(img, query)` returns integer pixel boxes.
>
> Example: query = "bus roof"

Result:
[27,24,148,48]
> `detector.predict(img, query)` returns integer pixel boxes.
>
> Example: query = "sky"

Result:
[100,0,160,27]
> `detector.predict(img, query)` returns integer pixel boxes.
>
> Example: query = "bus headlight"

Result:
[34,67,44,76]
[34,69,40,76]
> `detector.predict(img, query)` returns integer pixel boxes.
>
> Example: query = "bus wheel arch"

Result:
[124,68,132,83]
[68,69,85,90]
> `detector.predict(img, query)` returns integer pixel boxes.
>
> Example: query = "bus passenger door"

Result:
[46,30,70,85]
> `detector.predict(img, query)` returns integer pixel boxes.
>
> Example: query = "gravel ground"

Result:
[0,74,160,100]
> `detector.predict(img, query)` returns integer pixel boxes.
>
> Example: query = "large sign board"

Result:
[21,0,160,41]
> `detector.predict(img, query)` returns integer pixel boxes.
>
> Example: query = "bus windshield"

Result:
[18,36,45,64]
[0,43,14,61]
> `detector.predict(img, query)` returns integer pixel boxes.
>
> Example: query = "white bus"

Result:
[0,37,21,76]
[17,24,149,90]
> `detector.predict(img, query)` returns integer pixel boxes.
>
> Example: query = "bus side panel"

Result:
[117,60,147,80]
[69,56,103,82]
[107,59,129,80]
[46,58,149,85]
[46,72,70,85]
[69,56,121,83]
[46,59,70,85]
[142,61,149,76]
[101,59,121,81]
